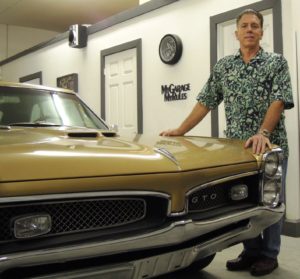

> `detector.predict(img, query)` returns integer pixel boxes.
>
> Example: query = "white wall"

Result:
[0,24,58,60]
[1,0,299,221]
[0,0,257,136]
[0,25,7,61]
[283,0,300,221]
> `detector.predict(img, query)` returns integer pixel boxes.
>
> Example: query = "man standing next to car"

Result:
[160,9,294,276]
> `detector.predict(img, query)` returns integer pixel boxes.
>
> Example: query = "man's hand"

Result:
[159,128,183,137]
[160,103,210,137]
[244,134,272,154]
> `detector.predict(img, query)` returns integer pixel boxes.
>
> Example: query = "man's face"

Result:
[235,14,263,49]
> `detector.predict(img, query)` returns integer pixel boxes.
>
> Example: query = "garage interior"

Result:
[0,0,299,278]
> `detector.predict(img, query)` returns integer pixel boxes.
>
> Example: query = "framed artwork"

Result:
[57,73,78,92]
[19,71,42,85]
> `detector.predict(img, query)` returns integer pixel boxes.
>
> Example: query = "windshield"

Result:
[0,86,108,130]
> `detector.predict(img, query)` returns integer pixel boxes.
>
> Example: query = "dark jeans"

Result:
[243,158,288,259]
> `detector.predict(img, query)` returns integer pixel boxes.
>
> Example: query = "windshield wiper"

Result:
[8,122,62,127]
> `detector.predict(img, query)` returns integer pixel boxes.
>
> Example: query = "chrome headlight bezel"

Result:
[264,152,279,177]
[261,148,283,208]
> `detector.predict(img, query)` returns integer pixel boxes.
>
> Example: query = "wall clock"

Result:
[159,34,183,65]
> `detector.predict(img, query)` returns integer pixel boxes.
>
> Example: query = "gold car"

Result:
[0,81,284,278]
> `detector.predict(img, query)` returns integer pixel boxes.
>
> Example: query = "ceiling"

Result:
[0,0,139,33]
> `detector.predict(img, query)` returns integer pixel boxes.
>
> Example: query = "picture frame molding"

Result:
[19,71,43,84]
[57,73,78,92]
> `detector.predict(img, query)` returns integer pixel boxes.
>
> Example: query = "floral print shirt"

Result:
[197,48,294,157]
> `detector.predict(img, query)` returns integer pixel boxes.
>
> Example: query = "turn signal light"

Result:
[230,184,248,201]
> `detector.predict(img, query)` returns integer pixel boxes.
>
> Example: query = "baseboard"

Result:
[282,218,300,237]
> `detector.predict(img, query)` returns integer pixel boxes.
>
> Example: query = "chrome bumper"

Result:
[0,205,284,278]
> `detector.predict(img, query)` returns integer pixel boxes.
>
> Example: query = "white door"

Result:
[217,9,274,137]
[104,48,138,137]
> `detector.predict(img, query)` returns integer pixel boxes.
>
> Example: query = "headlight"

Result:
[261,149,283,208]
[264,152,279,177]
[263,180,280,207]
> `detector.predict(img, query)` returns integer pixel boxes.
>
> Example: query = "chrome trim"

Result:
[0,191,173,223]
[170,210,187,217]
[264,154,283,180]
[261,148,283,207]
[0,125,11,130]
[186,171,259,196]
[0,191,171,204]
[0,81,74,93]
[154,147,180,167]
[0,205,284,277]
[183,171,259,215]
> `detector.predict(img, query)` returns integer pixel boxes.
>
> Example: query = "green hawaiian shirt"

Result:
[197,48,294,157]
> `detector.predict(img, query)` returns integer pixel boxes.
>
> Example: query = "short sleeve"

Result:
[196,65,223,110]
[270,56,294,110]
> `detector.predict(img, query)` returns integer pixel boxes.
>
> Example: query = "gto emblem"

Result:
[191,193,217,203]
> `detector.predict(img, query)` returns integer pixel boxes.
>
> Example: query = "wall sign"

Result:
[161,83,191,101]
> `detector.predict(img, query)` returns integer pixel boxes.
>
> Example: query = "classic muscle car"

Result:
[0,81,284,278]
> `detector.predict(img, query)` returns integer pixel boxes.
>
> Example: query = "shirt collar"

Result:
[234,47,265,62]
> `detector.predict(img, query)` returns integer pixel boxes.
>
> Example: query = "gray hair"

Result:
[236,9,264,28]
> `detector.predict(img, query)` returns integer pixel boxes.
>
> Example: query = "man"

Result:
[160,9,294,277]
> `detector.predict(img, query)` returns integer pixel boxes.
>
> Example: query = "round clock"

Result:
[159,34,183,65]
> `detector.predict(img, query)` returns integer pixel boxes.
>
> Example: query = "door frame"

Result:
[209,0,282,137]
[100,39,143,133]
[19,71,43,85]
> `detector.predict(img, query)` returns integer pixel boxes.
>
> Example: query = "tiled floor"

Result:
[158,235,300,279]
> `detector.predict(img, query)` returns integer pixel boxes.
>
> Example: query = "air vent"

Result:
[67,131,117,138]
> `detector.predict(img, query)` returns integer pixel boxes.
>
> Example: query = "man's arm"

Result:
[245,100,284,154]
[160,102,210,136]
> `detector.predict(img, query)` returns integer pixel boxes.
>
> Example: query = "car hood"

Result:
[0,127,258,182]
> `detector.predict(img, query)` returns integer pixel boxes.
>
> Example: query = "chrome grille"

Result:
[0,198,146,241]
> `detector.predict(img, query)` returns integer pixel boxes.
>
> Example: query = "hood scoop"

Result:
[101,131,117,137]
[67,131,99,138]
[67,130,117,138]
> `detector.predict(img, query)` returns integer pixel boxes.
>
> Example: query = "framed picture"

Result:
[19,71,43,85]
[57,73,78,92]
